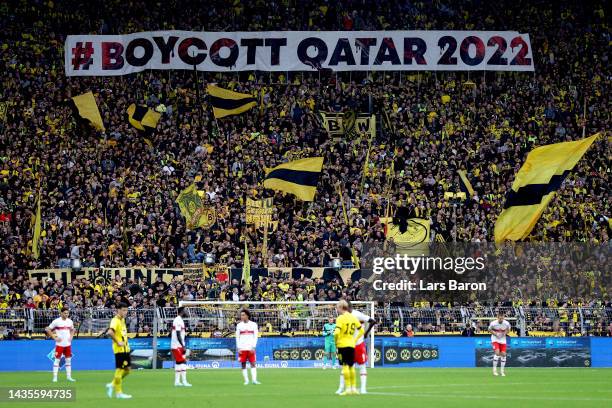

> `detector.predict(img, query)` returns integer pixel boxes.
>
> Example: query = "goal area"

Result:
[157,301,376,369]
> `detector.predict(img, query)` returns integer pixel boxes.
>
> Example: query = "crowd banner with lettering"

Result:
[320,112,376,138]
[182,264,207,281]
[65,31,534,76]
[28,266,363,285]
[246,197,275,228]
[28,267,183,285]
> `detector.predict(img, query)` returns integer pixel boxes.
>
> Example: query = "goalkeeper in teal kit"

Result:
[322,316,338,369]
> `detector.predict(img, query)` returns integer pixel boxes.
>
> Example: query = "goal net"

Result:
[154,301,376,369]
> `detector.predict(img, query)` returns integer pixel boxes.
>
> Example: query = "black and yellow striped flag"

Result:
[458,170,475,197]
[263,157,324,202]
[494,133,600,244]
[127,104,161,131]
[207,84,257,119]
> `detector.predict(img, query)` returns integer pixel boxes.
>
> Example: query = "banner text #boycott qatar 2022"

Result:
[65,30,534,76]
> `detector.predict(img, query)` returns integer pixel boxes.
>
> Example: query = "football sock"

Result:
[52,358,60,379]
[342,365,350,389]
[359,365,367,390]
[242,369,249,383]
[493,355,499,370]
[175,364,181,383]
[331,353,336,366]
[112,369,123,393]
[250,367,257,382]
[500,357,506,370]
[338,373,345,390]
[180,364,187,383]
[65,357,72,378]
[349,366,356,389]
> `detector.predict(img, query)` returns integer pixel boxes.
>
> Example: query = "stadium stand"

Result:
[0,0,610,337]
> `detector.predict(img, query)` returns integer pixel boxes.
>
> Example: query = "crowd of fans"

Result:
[0,0,610,316]
[1,273,363,310]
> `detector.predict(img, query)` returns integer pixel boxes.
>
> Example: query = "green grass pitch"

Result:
[1,368,611,408]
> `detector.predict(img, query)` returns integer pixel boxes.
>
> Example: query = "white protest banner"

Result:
[65,31,534,76]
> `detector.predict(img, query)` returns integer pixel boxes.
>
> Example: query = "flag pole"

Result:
[191,54,206,138]
[336,182,349,225]
[582,92,587,138]
[262,221,269,267]
[32,175,42,260]
[336,182,360,268]
[359,130,374,196]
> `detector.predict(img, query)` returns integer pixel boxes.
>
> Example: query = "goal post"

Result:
[165,301,376,369]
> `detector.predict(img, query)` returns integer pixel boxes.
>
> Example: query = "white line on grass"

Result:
[369,381,611,390]
[367,391,612,402]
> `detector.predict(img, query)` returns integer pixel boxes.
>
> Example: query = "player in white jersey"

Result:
[488,310,512,376]
[235,308,260,385]
[45,307,76,382]
[171,307,191,387]
[336,301,376,394]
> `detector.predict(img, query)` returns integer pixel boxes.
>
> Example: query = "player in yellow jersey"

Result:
[334,300,362,396]
[105,302,132,399]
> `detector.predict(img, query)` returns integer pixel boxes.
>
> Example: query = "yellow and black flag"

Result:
[72,91,105,131]
[458,170,475,197]
[207,84,257,119]
[127,104,161,131]
[494,133,600,245]
[263,157,324,202]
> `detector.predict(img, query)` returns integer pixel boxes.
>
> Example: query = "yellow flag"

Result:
[176,184,216,229]
[381,217,430,256]
[458,170,475,197]
[72,91,105,131]
[494,133,600,244]
[383,218,431,245]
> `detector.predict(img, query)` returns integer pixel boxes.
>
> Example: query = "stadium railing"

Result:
[1,306,610,339]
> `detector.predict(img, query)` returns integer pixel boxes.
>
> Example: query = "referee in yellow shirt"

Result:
[334,300,362,395]
[105,302,132,399]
